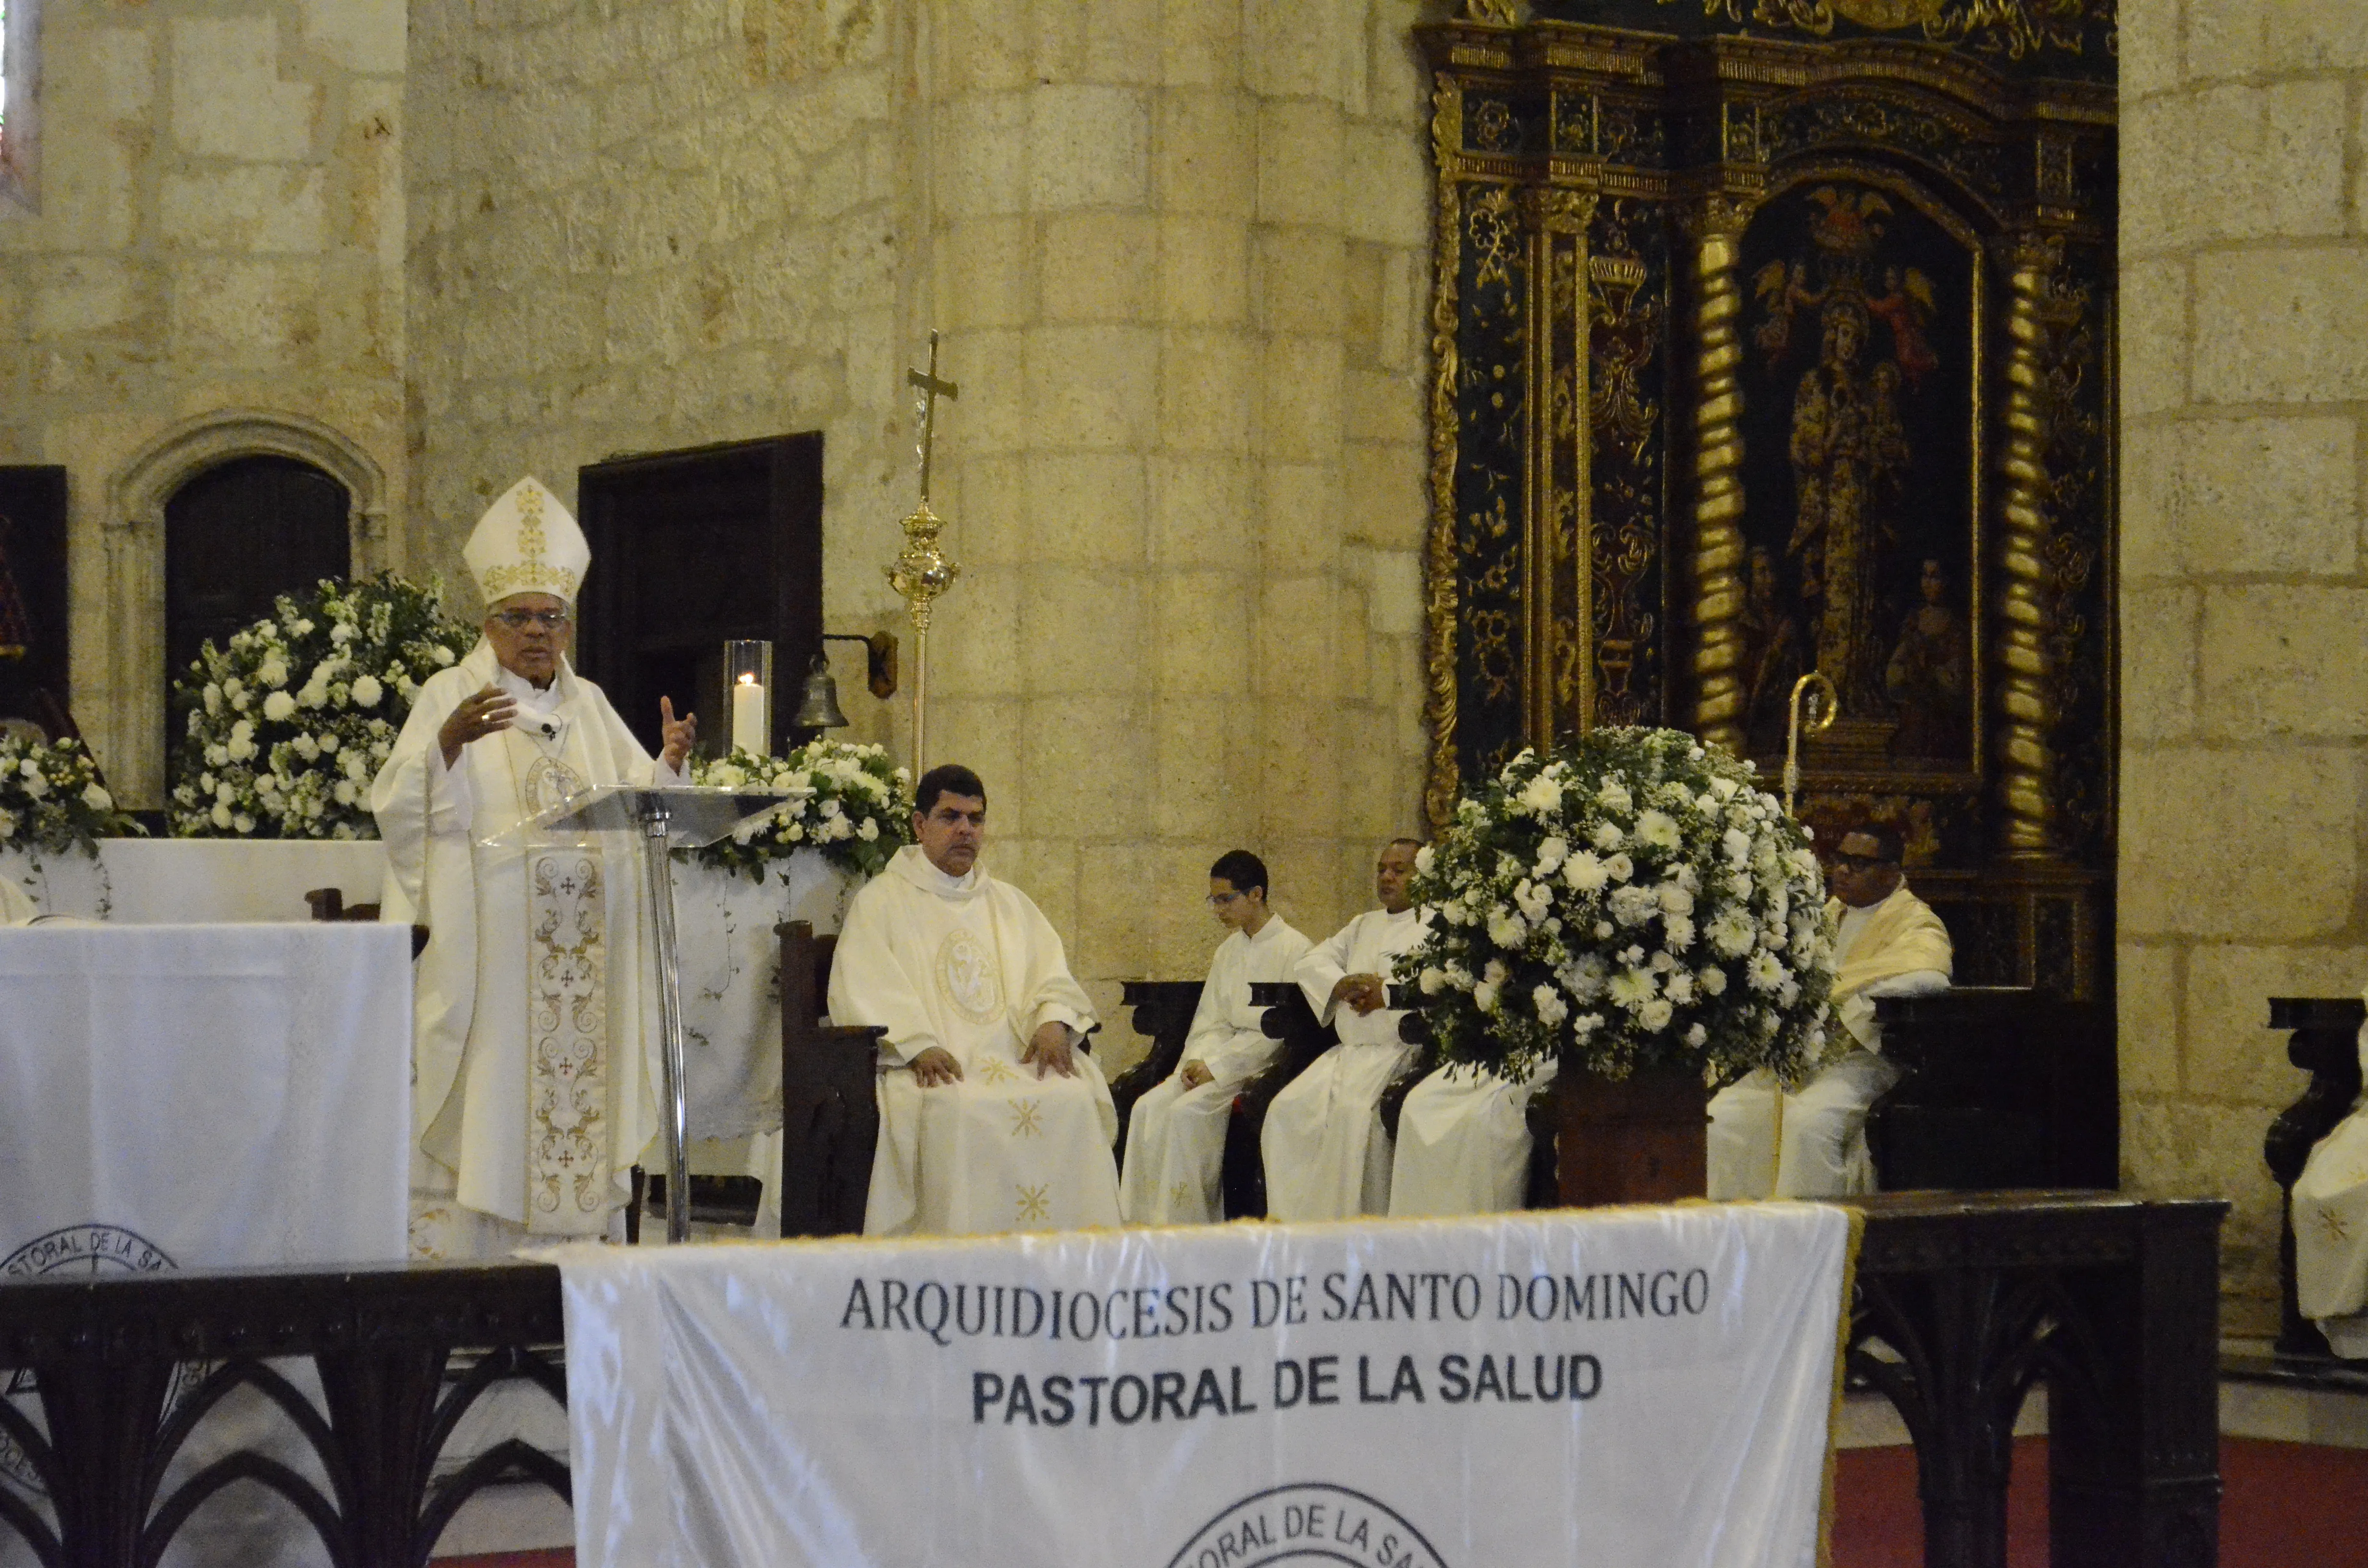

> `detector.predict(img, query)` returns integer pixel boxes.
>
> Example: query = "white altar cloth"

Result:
[0,840,391,924]
[0,923,412,1271]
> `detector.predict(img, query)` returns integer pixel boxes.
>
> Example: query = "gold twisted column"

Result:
[1993,234,2061,859]
[1686,200,1751,757]
[1422,78,1466,834]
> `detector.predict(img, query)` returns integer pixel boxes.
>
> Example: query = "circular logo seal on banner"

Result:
[1167,1483,1450,1568]
[1,1226,185,1497]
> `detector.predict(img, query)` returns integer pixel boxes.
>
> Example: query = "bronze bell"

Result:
[789,653,849,730]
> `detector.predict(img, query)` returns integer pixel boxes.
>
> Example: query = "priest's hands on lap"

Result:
[438,685,517,768]
[908,1046,963,1087]
[659,696,696,771]
[1333,973,1389,1016]
[1180,1059,1214,1089]
[1024,1022,1081,1079]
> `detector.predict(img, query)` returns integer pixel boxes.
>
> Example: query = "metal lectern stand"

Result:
[506,785,792,1243]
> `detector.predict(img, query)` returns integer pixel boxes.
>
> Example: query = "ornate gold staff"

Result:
[1769,670,1837,1195]
[887,331,960,772]
[1782,671,1838,818]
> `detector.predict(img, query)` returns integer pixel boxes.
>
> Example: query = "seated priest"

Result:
[2288,996,2368,1356]
[371,477,695,1256]
[1261,839,1430,1222]
[829,763,1122,1236]
[1119,850,1311,1225]
[1388,1051,1558,1219]
[1706,823,1951,1200]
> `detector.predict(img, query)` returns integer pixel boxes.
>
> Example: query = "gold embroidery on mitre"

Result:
[481,484,582,600]
[935,926,1004,1027]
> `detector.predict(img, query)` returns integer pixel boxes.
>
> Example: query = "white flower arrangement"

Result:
[684,737,914,882]
[167,574,475,839]
[1401,729,1837,1086]
[0,733,145,856]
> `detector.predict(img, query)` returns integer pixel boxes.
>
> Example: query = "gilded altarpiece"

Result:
[1417,9,2116,1004]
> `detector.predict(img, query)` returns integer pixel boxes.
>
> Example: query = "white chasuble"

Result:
[372,640,679,1250]
[2293,999,2368,1352]
[1706,883,1952,1201]
[829,845,1120,1237]
[1120,915,1310,1226]
[1260,906,1430,1223]
[1388,1058,1559,1218]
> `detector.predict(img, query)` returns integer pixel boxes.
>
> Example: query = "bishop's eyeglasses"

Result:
[491,608,571,631]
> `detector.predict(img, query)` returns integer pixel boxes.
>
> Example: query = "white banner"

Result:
[555,1203,1856,1568]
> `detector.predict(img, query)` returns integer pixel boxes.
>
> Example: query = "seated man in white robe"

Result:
[2289,996,2368,1357]
[1120,850,1310,1225]
[1262,839,1429,1221]
[371,477,694,1256]
[1388,1055,1557,1218]
[830,764,1121,1236]
[1707,824,1952,1200]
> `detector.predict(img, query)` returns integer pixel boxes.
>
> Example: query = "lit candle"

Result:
[731,674,768,759]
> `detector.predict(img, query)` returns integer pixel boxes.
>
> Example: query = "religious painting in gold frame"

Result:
[1730,165,1985,800]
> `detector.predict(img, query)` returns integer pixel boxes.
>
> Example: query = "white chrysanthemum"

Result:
[1634,809,1681,851]
[1533,985,1569,1027]
[1513,879,1552,922]
[1556,953,1608,1000]
[1519,774,1564,816]
[257,659,289,689]
[1562,851,1608,893]
[1532,834,1569,875]
[1685,1023,1708,1047]
[1473,981,1500,1013]
[1746,950,1789,992]
[1607,968,1656,1011]
[1487,908,1528,949]
[1722,827,1752,866]
[1608,884,1658,926]
[262,691,297,722]
[1664,969,1697,1004]
[1590,822,1624,851]
[1707,910,1757,957]
[1596,778,1632,812]
[1659,882,1695,916]
[1664,914,1695,951]
[294,735,320,761]
[1699,966,1728,996]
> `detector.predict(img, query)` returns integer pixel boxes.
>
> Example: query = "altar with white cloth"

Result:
[554,1202,1856,1568]
[0,839,392,924]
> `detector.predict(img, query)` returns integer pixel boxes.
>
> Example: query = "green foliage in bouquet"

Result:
[0,734,145,857]
[169,574,477,839]
[1398,729,1837,1086]
[683,738,913,882]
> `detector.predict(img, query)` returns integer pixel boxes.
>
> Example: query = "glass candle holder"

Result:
[724,639,774,760]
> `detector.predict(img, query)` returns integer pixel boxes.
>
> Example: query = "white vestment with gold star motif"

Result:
[2293,1004,2368,1353]
[829,845,1119,1237]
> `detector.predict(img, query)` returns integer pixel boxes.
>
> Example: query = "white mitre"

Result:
[462,476,589,607]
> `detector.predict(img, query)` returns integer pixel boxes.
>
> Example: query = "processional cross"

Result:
[886,330,963,771]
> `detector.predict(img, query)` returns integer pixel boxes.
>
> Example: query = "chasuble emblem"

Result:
[526,851,610,1233]
[935,926,1004,1027]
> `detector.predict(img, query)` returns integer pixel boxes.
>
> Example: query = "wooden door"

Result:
[0,466,69,737]
[575,433,824,759]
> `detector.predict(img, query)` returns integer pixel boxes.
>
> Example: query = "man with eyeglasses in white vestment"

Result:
[371,477,694,1258]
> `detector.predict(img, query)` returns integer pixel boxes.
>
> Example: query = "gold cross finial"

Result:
[906,329,959,506]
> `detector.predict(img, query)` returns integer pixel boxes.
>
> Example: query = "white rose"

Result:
[1590,822,1624,851]
[262,691,297,722]
[1684,1023,1708,1048]
[1602,852,1634,883]
[1513,879,1552,922]
[1419,966,1446,996]
[82,783,112,812]
[350,675,383,708]
[211,802,233,829]
[858,817,880,841]
[1532,985,1569,1027]
[17,758,36,780]
[1595,779,1632,812]
[20,772,47,799]
[1473,981,1500,1014]
[1659,883,1695,916]
[1639,999,1675,1031]
[1414,845,1436,876]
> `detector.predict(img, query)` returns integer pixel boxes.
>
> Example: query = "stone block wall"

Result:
[2120,0,2368,1334]
[0,0,410,802]
[407,0,1436,1044]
